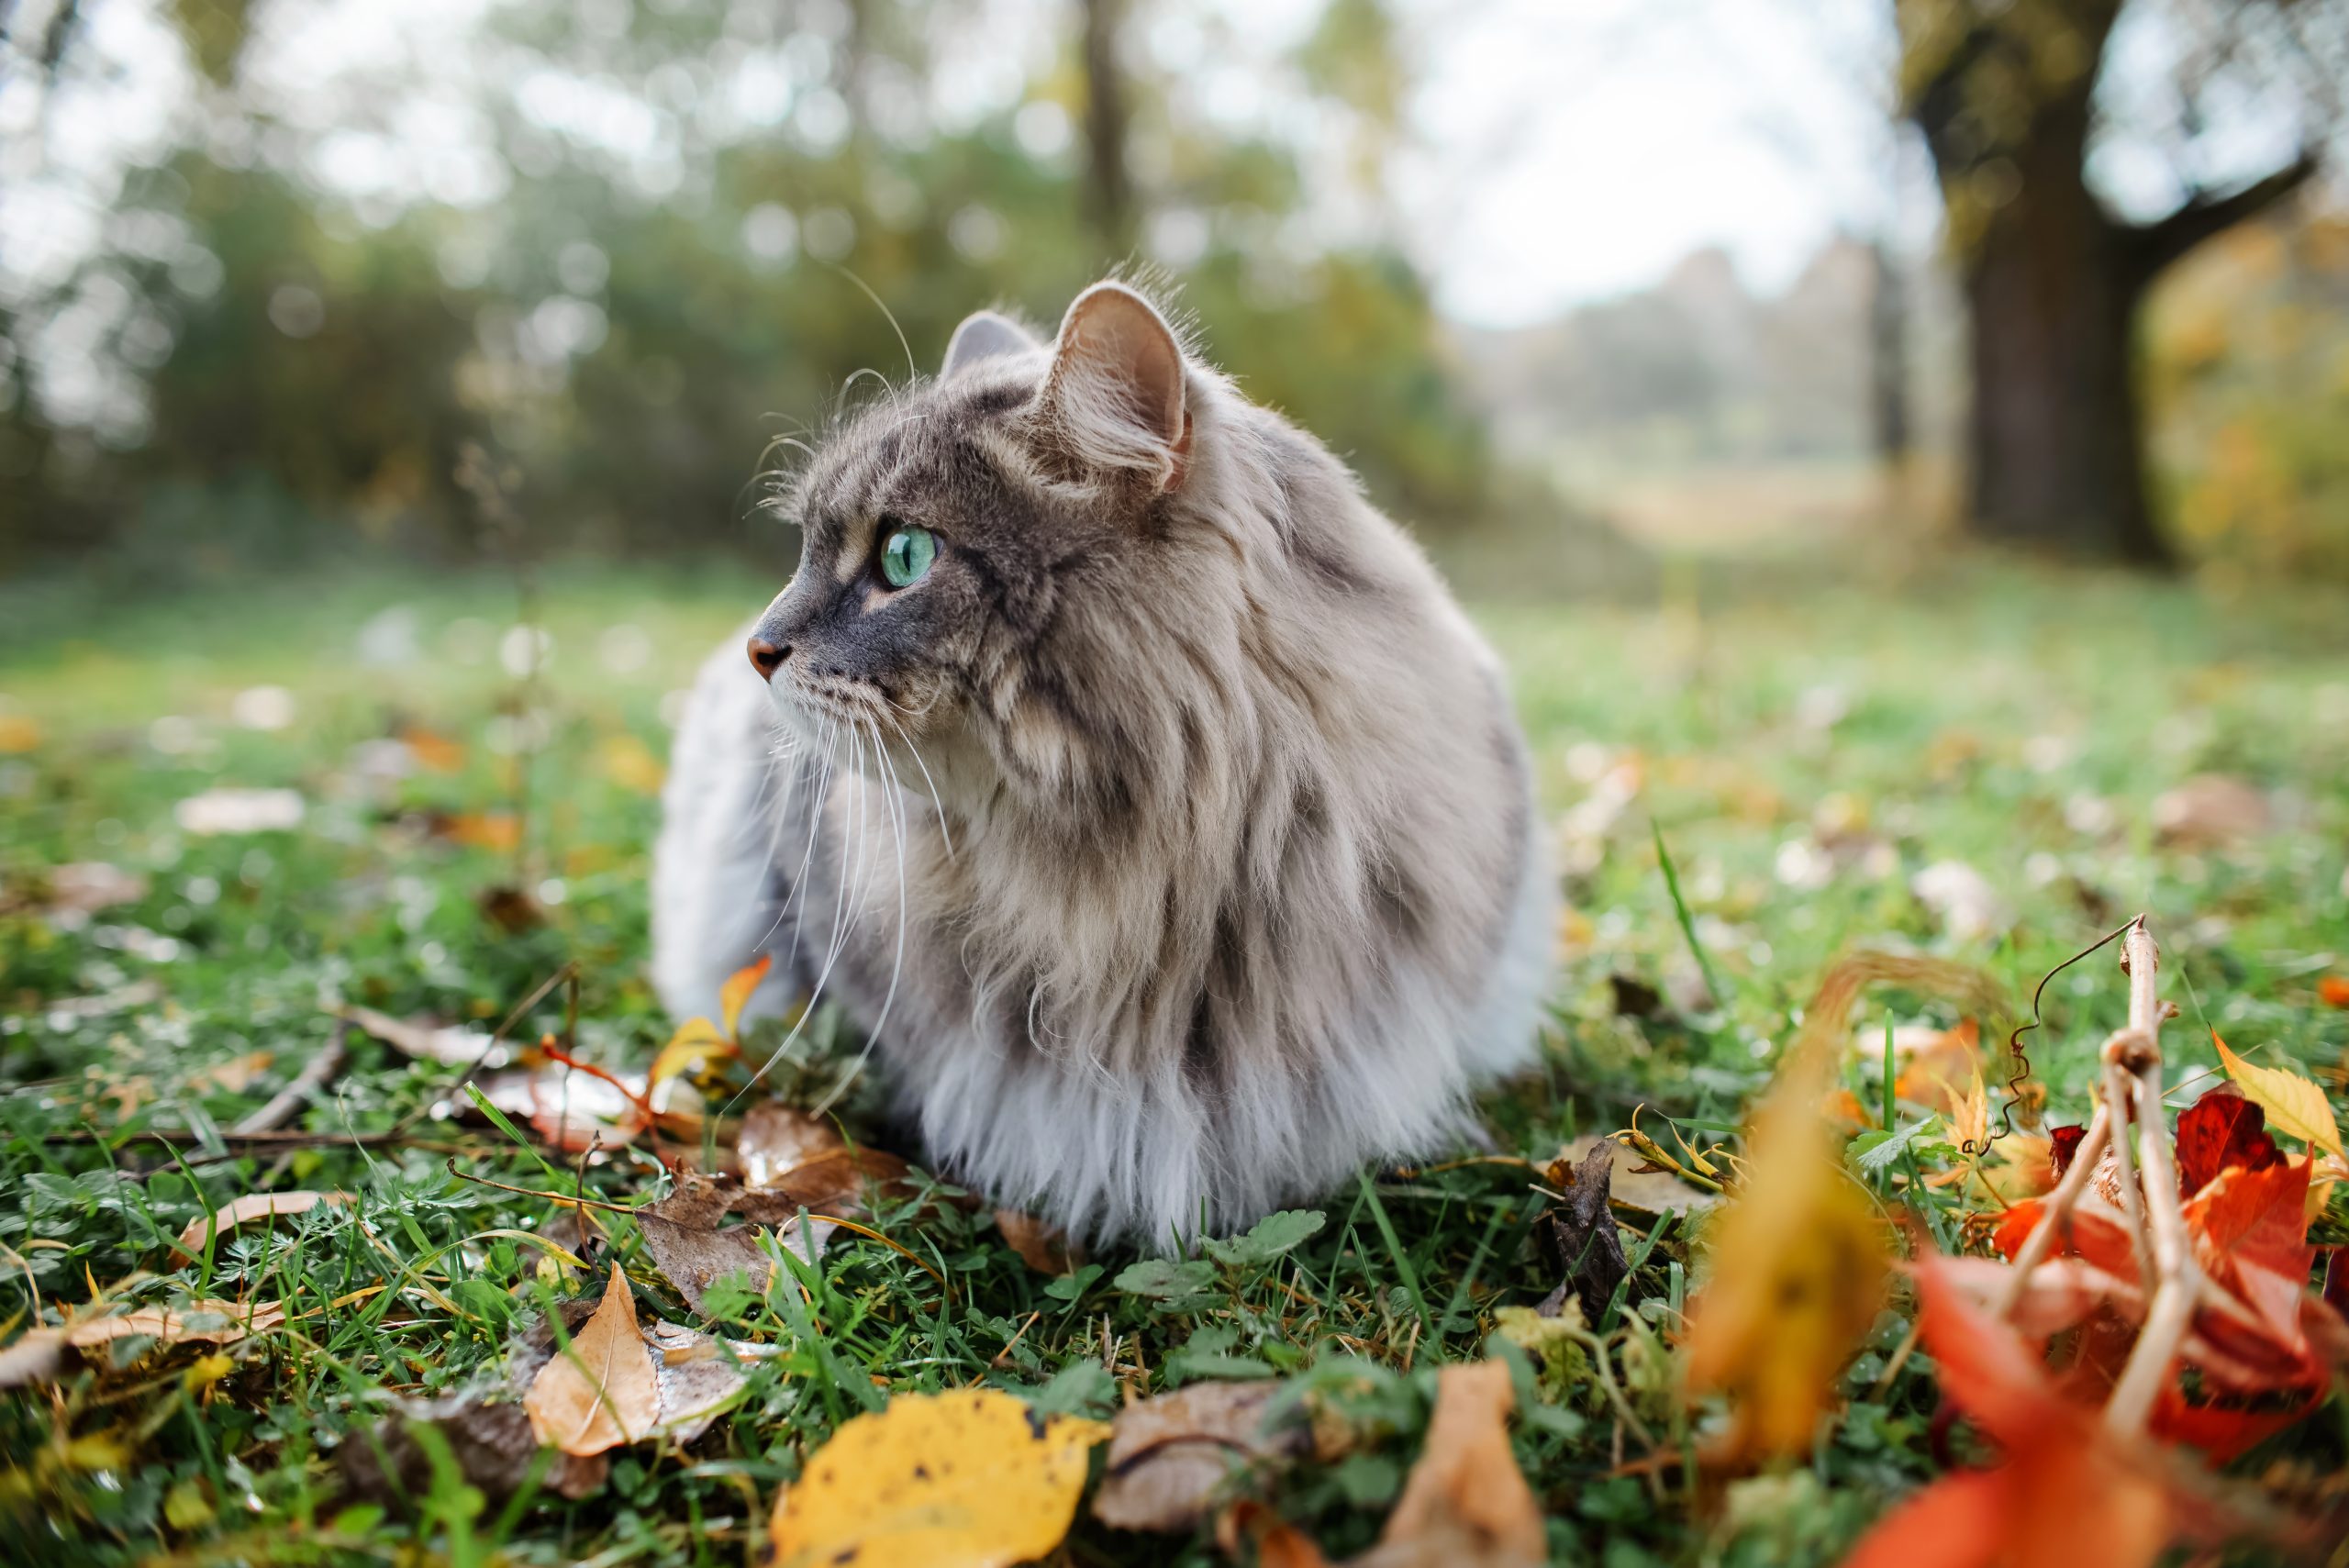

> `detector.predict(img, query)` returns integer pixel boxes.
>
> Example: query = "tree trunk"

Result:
[1960,170,2167,564]
[1867,238,1912,469]
[1078,0,1134,257]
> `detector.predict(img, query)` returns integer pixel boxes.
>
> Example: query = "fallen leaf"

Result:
[39,862,150,915]
[173,787,305,835]
[1353,1360,1544,1568]
[445,811,521,852]
[523,1263,661,1456]
[0,712,41,752]
[341,1005,509,1068]
[67,1299,287,1349]
[174,1190,354,1254]
[2319,976,2349,1010]
[341,1397,608,1505]
[637,1173,835,1316]
[598,732,667,795]
[1839,1256,2188,1568]
[716,1099,920,1214]
[2152,773,2269,850]
[1091,1380,1306,1531]
[2174,1086,2282,1195]
[1554,1132,1720,1217]
[0,1328,71,1388]
[765,1389,1108,1568]
[1531,1140,1632,1318]
[2211,1033,2343,1158]
[398,725,468,773]
[1683,1062,1887,1462]
[1910,861,2009,941]
[996,1209,1084,1276]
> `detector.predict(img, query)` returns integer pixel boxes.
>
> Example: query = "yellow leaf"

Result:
[2213,1032,2343,1159]
[648,1018,735,1095]
[0,713,41,753]
[719,955,774,1040]
[766,1389,1108,1568]
[599,732,668,795]
[524,1263,661,1457]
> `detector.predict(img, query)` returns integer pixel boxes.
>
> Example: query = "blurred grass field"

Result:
[2,556,2345,1565]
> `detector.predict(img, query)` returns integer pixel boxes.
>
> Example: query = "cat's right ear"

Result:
[941,310,1040,380]
[1036,283,1190,492]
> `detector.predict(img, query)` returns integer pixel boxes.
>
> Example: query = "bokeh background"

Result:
[7,0,2348,606]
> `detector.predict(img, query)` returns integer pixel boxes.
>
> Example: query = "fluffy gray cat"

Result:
[652,281,1553,1245]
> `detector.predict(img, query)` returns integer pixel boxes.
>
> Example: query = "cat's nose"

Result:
[746,636,790,681]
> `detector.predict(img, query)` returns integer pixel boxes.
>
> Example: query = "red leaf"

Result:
[1840,1468,2009,1568]
[2150,1381,2321,1464]
[2048,1124,2087,1178]
[2174,1088,2281,1196]
[1991,1199,2137,1278]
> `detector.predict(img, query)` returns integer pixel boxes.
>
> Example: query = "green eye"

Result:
[879,525,935,589]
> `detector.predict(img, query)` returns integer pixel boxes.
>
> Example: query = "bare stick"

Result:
[233,1024,350,1135]
[1992,1099,2112,1315]
[2102,918,2205,1434]
[2099,1056,2156,1296]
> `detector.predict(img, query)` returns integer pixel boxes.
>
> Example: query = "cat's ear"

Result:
[941,309,1039,380]
[1037,282,1190,491]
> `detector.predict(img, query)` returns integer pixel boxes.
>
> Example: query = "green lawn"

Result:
[2,555,2343,1566]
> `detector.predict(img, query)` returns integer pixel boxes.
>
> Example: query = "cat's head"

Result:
[747,281,1219,814]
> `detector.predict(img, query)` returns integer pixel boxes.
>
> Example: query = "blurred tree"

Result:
[1077,0,1135,256]
[1897,0,2341,564]
[2,0,1514,575]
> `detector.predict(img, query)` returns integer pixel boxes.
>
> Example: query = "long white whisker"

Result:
[815,715,909,1116]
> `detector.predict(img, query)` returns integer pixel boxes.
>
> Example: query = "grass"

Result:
[2,552,2344,1566]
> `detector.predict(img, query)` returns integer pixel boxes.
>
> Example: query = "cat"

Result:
[652,280,1553,1246]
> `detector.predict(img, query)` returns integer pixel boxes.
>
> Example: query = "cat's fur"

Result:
[652,282,1553,1245]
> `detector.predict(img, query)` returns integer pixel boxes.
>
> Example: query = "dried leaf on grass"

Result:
[0,1329,71,1389]
[1091,1381,1306,1532]
[340,1397,611,1505]
[174,1190,354,1254]
[765,1388,1108,1568]
[637,1173,835,1317]
[996,1209,1084,1276]
[1531,1140,1631,1318]
[523,1263,662,1456]
[67,1299,287,1348]
[340,1004,510,1069]
[1228,1361,1544,1568]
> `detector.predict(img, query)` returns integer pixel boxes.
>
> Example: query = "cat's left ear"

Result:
[1037,282,1190,492]
[941,309,1039,380]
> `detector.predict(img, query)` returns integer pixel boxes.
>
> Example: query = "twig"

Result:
[231,1024,350,1135]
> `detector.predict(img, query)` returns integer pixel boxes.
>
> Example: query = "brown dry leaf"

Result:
[1553,1132,1720,1218]
[996,1209,1084,1276]
[67,1299,287,1349]
[765,1388,1108,1568]
[340,1004,509,1068]
[523,1263,661,1456]
[2153,773,2270,850]
[192,1050,275,1095]
[637,1173,835,1316]
[739,1103,847,1186]
[1091,1382,1306,1532]
[0,1328,72,1389]
[175,1190,354,1254]
[738,1108,917,1213]
[41,862,150,915]
[1354,1360,1545,1568]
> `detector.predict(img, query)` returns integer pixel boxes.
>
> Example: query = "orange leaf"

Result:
[523,1263,661,1456]
[1840,1257,2181,1568]
[2319,976,2349,1009]
[1375,1360,1544,1565]
[719,955,773,1040]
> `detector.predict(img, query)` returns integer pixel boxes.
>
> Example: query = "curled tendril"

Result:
[1963,915,2142,1157]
